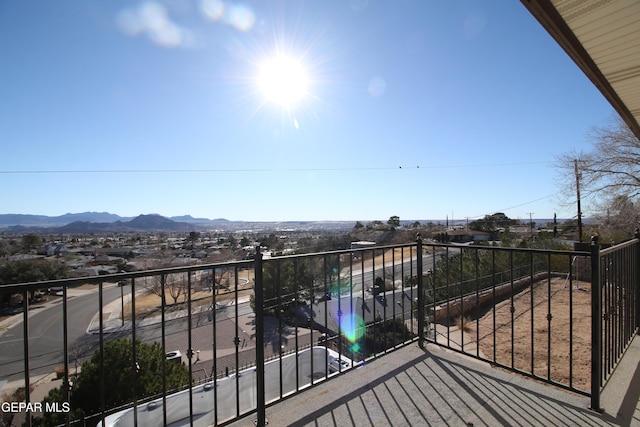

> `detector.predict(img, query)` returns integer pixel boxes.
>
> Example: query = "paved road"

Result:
[346,253,440,294]
[0,286,127,381]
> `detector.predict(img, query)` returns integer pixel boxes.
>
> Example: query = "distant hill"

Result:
[57,214,194,233]
[0,212,132,227]
[3,214,195,233]
[170,215,229,224]
[127,214,194,231]
[0,212,357,234]
[0,212,231,228]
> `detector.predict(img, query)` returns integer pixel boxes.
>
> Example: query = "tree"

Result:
[36,339,190,425]
[147,271,188,305]
[0,259,68,305]
[367,220,384,229]
[140,255,193,305]
[360,318,414,357]
[468,213,516,235]
[353,221,364,229]
[259,258,316,314]
[21,233,42,253]
[259,233,283,252]
[0,259,68,285]
[186,231,200,249]
[226,234,238,249]
[590,195,640,242]
[556,116,640,213]
[387,216,400,227]
[254,254,343,316]
[200,267,232,294]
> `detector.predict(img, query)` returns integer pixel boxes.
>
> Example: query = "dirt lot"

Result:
[123,287,252,320]
[467,277,592,391]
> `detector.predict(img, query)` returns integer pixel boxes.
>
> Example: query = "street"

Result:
[0,285,127,381]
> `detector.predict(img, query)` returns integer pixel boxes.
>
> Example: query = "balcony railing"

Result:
[1,235,638,426]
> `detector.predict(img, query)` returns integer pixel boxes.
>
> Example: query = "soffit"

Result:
[521,0,640,139]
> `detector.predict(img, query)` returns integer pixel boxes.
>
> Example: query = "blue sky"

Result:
[1,1,614,222]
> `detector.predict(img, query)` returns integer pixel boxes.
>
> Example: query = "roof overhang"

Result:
[521,0,640,139]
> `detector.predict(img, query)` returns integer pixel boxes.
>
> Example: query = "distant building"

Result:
[444,229,491,243]
[350,241,376,250]
[37,244,69,256]
[94,254,110,263]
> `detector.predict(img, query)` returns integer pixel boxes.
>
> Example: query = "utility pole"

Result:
[574,159,583,242]
[527,212,534,239]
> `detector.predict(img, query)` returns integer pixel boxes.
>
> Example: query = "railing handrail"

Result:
[424,242,589,257]
[599,237,640,256]
[0,259,255,292]
[0,242,590,292]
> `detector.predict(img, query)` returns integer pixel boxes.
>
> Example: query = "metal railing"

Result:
[416,239,594,394]
[590,235,640,410]
[414,236,640,412]
[1,236,639,425]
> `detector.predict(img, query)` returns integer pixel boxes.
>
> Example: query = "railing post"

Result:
[417,234,425,349]
[22,290,31,427]
[62,285,70,426]
[590,236,602,412]
[254,246,266,426]
[635,228,640,334]
[99,281,106,425]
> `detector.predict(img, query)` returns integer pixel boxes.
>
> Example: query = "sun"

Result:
[257,56,308,107]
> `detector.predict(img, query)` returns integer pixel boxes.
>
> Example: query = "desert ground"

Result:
[434,277,592,392]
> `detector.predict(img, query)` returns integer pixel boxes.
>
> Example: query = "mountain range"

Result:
[0,212,563,234]
[0,213,198,233]
[0,212,355,233]
[0,212,224,226]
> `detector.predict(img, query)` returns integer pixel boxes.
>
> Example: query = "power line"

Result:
[468,193,559,219]
[0,161,551,175]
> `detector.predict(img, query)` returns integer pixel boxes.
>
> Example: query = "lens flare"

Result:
[326,276,353,299]
[339,311,365,342]
[226,4,255,32]
[201,0,225,21]
[201,0,255,32]
[368,76,386,97]
[349,342,362,354]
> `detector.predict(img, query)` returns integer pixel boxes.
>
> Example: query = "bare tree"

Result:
[139,255,190,305]
[199,268,232,294]
[214,268,232,293]
[556,116,640,211]
[555,117,640,241]
[590,195,640,242]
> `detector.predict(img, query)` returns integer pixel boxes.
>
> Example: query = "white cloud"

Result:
[117,1,194,48]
